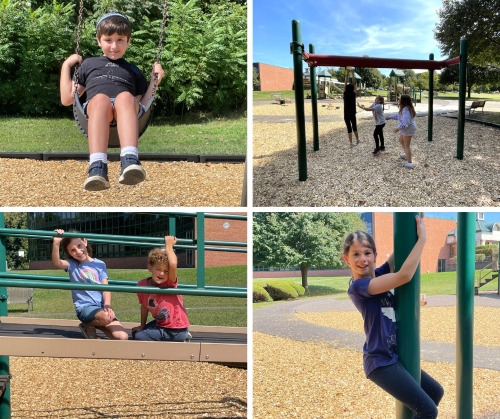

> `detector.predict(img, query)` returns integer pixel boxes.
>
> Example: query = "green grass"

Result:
[253,270,498,309]
[8,265,247,327]
[0,112,246,155]
[253,90,295,102]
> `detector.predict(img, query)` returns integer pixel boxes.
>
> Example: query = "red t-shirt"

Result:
[136,277,190,329]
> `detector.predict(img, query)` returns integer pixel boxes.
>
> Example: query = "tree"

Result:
[354,67,384,90]
[439,63,500,97]
[253,213,366,292]
[434,0,500,66]
[399,69,417,84]
[5,213,29,270]
[253,67,260,90]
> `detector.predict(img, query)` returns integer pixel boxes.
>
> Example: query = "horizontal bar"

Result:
[0,278,247,297]
[1,273,245,292]
[160,213,247,221]
[302,52,460,70]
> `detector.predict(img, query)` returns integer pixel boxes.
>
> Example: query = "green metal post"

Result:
[309,44,319,152]
[456,212,474,419]
[169,216,176,237]
[196,212,205,289]
[394,212,420,419]
[457,38,468,160]
[428,54,434,141]
[0,213,10,419]
[291,20,307,181]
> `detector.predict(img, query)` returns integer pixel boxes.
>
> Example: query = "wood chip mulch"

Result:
[0,159,244,207]
[10,357,247,418]
[253,332,500,419]
[253,116,500,207]
[296,306,500,347]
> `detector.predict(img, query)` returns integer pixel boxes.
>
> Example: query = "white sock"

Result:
[89,152,107,165]
[120,146,138,157]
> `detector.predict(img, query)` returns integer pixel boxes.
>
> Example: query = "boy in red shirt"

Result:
[132,236,191,341]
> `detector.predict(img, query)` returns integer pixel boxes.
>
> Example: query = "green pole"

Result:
[457,38,468,160]
[169,216,176,237]
[0,213,10,419]
[291,20,307,181]
[456,212,474,418]
[428,54,434,141]
[196,212,205,289]
[394,212,420,419]
[309,44,319,152]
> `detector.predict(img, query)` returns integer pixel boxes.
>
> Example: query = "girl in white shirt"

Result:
[386,95,417,168]
[357,95,386,156]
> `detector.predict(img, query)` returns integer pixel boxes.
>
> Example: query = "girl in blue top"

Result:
[52,229,128,340]
[344,215,444,419]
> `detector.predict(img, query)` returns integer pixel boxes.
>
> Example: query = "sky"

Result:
[424,212,500,223]
[253,0,448,77]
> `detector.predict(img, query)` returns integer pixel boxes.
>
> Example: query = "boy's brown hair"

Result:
[97,15,132,41]
[148,248,169,267]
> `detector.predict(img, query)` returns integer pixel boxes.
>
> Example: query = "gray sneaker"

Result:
[185,332,193,342]
[119,154,146,185]
[84,160,110,191]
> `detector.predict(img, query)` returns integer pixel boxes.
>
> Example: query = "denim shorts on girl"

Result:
[76,304,119,323]
[82,96,146,121]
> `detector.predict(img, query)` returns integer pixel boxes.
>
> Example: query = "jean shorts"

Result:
[83,96,146,121]
[76,304,119,323]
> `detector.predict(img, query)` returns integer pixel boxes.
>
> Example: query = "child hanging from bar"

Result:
[357,95,386,156]
[132,236,191,342]
[386,94,417,168]
[344,214,444,418]
[343,68,360,148]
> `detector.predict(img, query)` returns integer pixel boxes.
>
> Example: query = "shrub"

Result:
[288,282,305,296]
[253,284,272,303]
[475,254,486,262]
[265,280,298,301]
[475,245,498,257]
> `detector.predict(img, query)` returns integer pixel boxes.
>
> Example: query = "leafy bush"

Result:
[253,284,272,303]
[264,280,298,301]
[475,254,486,262]
[475,245,498,257]
[288,282,305,296]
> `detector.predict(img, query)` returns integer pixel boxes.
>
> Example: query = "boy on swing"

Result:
[60,13,164,191]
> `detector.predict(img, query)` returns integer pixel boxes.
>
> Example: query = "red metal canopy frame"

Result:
[302,51,460,70]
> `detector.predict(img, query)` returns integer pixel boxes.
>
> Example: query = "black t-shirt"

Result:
[343,91,356,117]
[77,56,148,102]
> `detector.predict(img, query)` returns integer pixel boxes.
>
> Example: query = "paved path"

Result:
[254,293,500,370]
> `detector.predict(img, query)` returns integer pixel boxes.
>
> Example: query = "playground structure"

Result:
[290,19,467,181]
[0,212,247,419]
[394,212,474,419]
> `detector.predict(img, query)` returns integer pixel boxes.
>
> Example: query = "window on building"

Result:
[450,244,456,258]
[437,259,446,272]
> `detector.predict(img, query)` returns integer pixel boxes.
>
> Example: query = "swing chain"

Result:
[150,0,170,101]
[73,0,84,93]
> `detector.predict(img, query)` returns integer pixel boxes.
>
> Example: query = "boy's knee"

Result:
[115,331,129,341]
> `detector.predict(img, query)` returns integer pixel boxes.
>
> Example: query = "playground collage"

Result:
[1,0,500,418]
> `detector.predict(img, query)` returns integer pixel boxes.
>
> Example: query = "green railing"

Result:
[0,211,247,419]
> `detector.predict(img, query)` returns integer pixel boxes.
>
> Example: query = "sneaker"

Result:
[79,323,98,339]
[350,143,356,148]
[185,332,193,342]
[355,139,360,145]
[400,153,407,160]
[84,160,110,191]
[402,162,413,169]
[372,148,381,156]
[119,154,146,185]
[380,146,386,151]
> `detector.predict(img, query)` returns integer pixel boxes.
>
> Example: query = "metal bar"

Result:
[291,19,307,181]
[428,54,434,142]
[0,228,247,248]
[304,53,459,70]
[445,56,461,66]
[0,278,246,298]
[0,273,245,292]
[309,44,319,151]
[457,38,468,160]
[159,213,247,221]
[197,213,205,289]
[0,213,10,419]
[169,216,176,237]
[394,212,420,419]
[456,212,474,419]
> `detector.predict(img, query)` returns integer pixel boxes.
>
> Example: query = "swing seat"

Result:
[72,92,155,148]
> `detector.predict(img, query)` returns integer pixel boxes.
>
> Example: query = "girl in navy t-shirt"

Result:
[344,216,444,419]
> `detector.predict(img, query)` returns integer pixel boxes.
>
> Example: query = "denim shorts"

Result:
[83,96,146,120]
[76,304,119,323]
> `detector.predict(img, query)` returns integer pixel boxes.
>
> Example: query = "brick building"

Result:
[253,63,294,91]
[28,213,246,270]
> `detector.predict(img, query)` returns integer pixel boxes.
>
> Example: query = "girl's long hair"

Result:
[376,95,385,111]
[344,84,356,109]
[61,229,93,263]
[344,230,377,287]
[398,94,416,118]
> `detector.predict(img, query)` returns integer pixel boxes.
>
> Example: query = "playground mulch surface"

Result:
[10,357,247,418]
[253,115,500,207]
[0,159,244,207]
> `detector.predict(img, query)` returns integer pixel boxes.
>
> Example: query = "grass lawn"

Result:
[253,90,295,102]
[0,112,246,155]
[7,265,247,327]
[253,270,498,309]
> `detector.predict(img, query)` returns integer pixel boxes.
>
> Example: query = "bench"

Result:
[7,287,33,313]
[466,100,486,116]
[271,93,283,100]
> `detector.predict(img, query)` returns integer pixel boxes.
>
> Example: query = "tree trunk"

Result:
[467,83,472,98]
[300,264,309,293]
